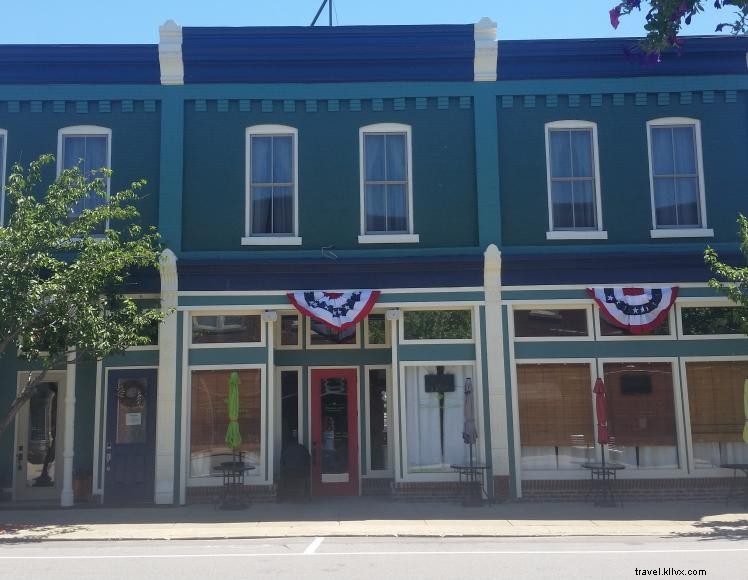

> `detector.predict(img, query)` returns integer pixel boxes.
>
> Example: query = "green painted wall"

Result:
[182,99,478,251]
[497,93,748,247]
[0,102,161,229]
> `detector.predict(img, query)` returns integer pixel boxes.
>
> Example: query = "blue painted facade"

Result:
[1,20,747,506]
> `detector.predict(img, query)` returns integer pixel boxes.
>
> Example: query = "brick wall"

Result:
[186,484,277,504]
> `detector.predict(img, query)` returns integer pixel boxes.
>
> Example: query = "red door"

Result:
[310,368,359,496]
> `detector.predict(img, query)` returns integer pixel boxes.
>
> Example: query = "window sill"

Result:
[241,236,302,246]
[546,230,608,240]
[358,233,420,244]
[649,228,714,239]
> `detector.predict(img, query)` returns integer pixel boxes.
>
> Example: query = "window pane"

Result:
[686,361,748,468]
[189,369,261,477]
[272,136,293,183]
[603,362,679,469]
[572,180,596,228]
[251,136,272,183]
[251,186,273,234]
[272,186,293,234]
[672,126,696,174]
[551,181,574,229]
[25,382,58,487]
[115,378,148,445]
[518,364,594,470]
[653,178,678,227]
[386,183,407,232]
[403,310,472,340]
[365,183,386,233]
[364,134,386,181]
[599,313,670,336]
[368,369,389,471]
[192,315,262,344]
[404,365,474,473]
[280,314,300,346]
[62,136,86,170]
[651,127,674,176]
[569,129,593,178]
[675,177,700,226]
[310,321,357,345]
[367,313,387,345]
[84,136,108,178]
[280,370,299,448]
[385,134,406,180]
[549,130,571,178]
[514,309,588,338]
[681,307,746,335]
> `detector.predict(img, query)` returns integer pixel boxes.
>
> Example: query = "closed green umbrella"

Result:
[743,379,748,444]
[225,372,242,452]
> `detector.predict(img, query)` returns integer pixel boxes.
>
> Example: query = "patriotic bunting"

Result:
[586,287,679,335]
[287,290,381,330]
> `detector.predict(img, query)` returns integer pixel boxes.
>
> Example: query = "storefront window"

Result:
[403,310,472,341]
[600,313,671,337]
[368,369,389,471]
[514,309,588,338]
[279,314,300,347]
[403,365,474,473]
[681,307,745,336]
[686,361,748,468]
[189,369,262,477]
[517,364,594,470]
[366,314,387,346]
[603,362,679,469]
[309,320,357,346]
[192,315,262,344]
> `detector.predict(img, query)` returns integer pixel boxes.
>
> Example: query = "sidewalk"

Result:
[1,498,746,542]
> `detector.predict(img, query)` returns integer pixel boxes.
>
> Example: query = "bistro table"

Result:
[720,463,748,508]
[582,462,625,507]
[213,461,255,510]
[450,463,489,506]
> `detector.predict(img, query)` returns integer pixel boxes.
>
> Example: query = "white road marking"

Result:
[1,547,748,560]
[303,537,324,555]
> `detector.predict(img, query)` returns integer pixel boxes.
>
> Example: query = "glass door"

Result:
[310,368,359,496]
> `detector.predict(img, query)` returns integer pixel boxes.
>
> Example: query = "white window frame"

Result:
[189,311,266,348]
[274,311,302,350]
[363,365,394,477]
[511,303,594,342]
[676,298,745,340]
[0,128,7,226]
[358,123,419,244]
[544,121,606,240]
[306,320,361,350]
[646,117,713,238]
[364,311,391,349]
[57,125,112,231]
[594,304,676,341]
[273,366,303,477]
[243,125,301,246]
[399,307,475,345]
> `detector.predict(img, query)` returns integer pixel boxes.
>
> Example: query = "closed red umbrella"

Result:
[593,378,610,460]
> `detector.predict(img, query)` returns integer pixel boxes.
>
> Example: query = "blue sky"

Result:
[0,1,732,44]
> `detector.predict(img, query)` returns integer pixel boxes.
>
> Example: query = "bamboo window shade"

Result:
[190,369,262,456]
[517,364,593,447]
[603,363,676,446]
[686,361,748,443]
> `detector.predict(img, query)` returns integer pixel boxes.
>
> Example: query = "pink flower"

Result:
[610,6,622,29]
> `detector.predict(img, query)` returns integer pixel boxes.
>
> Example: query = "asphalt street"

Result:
[0,536,745,579]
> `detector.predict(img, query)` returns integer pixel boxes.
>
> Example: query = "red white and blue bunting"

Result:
[287,290,381,331]
[586,287,679,335]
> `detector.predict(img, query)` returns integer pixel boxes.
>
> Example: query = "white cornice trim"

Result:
[159,20,183,86]
[474,17,498,82]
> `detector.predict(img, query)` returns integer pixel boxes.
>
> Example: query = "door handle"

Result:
[16,445,23,471]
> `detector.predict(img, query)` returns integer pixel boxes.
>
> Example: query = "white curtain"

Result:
[404,365,473,473]
[251,135,293,235]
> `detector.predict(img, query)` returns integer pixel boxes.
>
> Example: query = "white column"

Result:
[474,17,498,82]
[386,309,402,480]
[262,310,277,485]
[483,245,509,480]
[158,20,183,85]
[60,349,77,507]
[154,249,178,504]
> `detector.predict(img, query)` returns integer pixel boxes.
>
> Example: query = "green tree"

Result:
[610,1,748,53]
[0,155,166,437]
[704,214,748,333]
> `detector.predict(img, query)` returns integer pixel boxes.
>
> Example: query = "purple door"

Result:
[104,369,157,504]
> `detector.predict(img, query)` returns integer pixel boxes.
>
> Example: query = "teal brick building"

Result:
[1,18,746,506]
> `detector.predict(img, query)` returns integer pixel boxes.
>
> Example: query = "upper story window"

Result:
[0,129,6,226]
[358,123,419,244]
[57,126,111,234]
[243,125,301,246]
[544,121,605,240]
[647,118,712,238]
